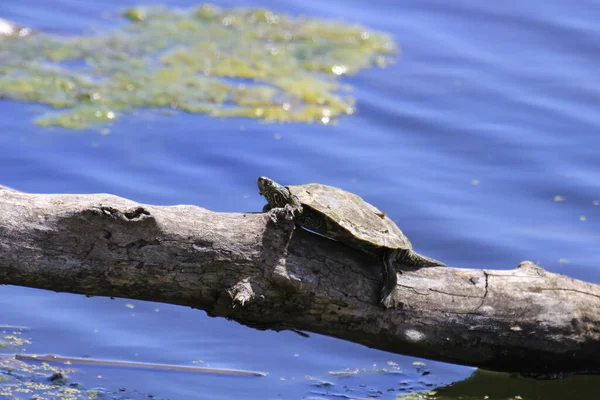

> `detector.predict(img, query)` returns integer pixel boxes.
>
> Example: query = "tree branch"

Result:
[0,186,598,377]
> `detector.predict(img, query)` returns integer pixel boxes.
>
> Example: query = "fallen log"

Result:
[0,185,598,377]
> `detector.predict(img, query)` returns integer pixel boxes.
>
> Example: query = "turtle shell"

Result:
[286,183,412,252]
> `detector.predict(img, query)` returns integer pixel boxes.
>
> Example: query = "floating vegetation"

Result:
[0,327,31,348]
[328,368,359,376]
[0,356,79,399]
[0,353,266,399]
[395,392,437,399]
[0,354,175,399]
[0,4,396,129]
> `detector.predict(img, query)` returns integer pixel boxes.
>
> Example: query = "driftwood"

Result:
[0,186,598,377]
[13,354,266,376]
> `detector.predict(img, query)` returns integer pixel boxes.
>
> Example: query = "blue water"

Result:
[1,0,599,398]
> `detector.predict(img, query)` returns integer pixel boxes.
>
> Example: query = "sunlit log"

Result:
[0,185,598,378]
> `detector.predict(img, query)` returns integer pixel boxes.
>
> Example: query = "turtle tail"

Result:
[399,249,446,267]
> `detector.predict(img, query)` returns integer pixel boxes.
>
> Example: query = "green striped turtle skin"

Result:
[257,176,445,308]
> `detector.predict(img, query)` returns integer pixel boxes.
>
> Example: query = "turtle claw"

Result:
[283,204,297,220]
[380,287,397,309]
[267,205,297,226]
[269,204,298,221]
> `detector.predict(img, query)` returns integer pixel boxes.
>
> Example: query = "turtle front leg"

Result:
[262,203,300,226]
[281,203,297,221]
[380,250,400,309]
[262,199,300,222]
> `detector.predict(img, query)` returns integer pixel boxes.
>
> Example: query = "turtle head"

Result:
[257,176,289,208]
[257,176,276,193]
[258,176,302,209]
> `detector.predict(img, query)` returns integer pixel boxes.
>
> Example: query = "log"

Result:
[0,185,598,377]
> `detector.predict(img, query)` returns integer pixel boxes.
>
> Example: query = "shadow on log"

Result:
[0,186,598,378]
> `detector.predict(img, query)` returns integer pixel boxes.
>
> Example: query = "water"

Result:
[1,0,599,398]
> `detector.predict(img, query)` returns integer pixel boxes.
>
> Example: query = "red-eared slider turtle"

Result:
[257,176,446,308]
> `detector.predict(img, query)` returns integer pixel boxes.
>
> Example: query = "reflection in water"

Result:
[437,369,600,400]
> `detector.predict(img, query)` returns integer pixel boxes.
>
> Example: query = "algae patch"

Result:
[0,4,396,129]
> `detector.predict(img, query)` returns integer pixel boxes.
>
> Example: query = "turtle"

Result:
[257,176,446,308]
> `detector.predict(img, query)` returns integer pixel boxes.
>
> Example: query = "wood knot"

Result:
[227,279,255,307]
[84,205,154,222]
[88,206,153,223]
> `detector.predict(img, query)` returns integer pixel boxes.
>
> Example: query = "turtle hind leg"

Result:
[380,250,399,309]
[399,249,446,267]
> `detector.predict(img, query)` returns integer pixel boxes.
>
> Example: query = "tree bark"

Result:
[0,186,598,377]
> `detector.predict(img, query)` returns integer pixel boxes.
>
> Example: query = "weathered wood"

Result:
[0,186,598,377]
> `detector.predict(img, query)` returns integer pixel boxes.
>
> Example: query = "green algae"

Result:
[0,4,396,129]
[0,328,31,348]
[0,355,153,400]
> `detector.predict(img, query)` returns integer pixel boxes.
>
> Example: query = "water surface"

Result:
[1,0,599,398]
